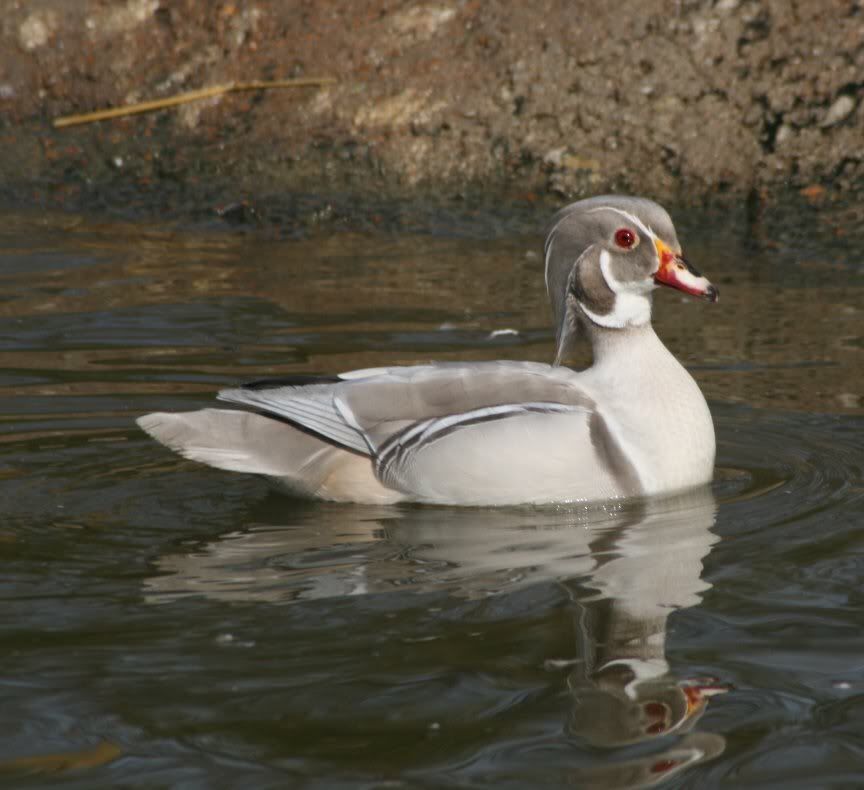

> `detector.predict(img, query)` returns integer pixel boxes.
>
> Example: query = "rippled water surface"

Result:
[1,207,863,788]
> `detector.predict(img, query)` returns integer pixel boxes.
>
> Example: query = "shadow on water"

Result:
[1,207,863,787]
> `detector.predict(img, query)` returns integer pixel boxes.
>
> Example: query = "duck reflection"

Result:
[557,488,728,786]
[146,487,726,785]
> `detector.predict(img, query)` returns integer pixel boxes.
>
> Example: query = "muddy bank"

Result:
[0,0,862,222]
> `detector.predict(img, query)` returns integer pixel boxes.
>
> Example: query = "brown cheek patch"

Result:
[572,254,615,315]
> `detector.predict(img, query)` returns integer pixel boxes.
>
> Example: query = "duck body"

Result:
[138,196,718,506]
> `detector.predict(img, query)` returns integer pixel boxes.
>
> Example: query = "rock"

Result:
[85,0,159,39]
[18,12,55,51]
[388,4,457,41]
[560,154,601,173]
[821,94,857,128]
[836,394,860,410]
[227,6,263,50]
[354,90,446,128]
[543,147,566,168]
[775,124,793,146]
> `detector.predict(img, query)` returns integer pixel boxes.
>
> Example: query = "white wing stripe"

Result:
[333,395,375,453]
[376,402,580,480]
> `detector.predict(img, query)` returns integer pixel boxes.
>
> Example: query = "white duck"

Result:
[138,196,718,506]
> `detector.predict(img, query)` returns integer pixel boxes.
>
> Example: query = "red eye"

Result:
[615,228,636,248]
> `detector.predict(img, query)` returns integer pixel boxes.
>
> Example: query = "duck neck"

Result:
[584,320,669,372]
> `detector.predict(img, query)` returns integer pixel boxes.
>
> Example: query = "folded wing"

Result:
[140,361,635,504]
[217,361,595,456]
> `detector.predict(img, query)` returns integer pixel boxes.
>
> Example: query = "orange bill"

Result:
[654,239,719,302]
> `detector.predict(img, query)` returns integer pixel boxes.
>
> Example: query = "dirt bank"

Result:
[0,0,862,220]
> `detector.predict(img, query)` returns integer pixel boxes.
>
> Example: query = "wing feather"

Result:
[218,362,594,460]
[217,386,371,454]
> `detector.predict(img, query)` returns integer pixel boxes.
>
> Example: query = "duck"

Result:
[137,195,718,506]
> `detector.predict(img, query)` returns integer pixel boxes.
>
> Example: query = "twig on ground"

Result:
[53,78,337,128]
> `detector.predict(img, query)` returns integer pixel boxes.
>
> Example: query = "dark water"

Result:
[1,207,863,788]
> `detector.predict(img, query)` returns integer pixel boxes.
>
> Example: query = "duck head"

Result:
[544,196,718,365]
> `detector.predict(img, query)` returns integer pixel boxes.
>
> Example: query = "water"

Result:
[0,206,862,788]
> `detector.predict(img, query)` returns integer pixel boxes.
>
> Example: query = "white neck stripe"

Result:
[580,301,620,328]
[543,233,555,297]
[579,294,652,329]
[598,249,618,292]
[580,250,652,328]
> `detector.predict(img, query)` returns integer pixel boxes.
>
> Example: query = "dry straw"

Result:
[53,78,336,128]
